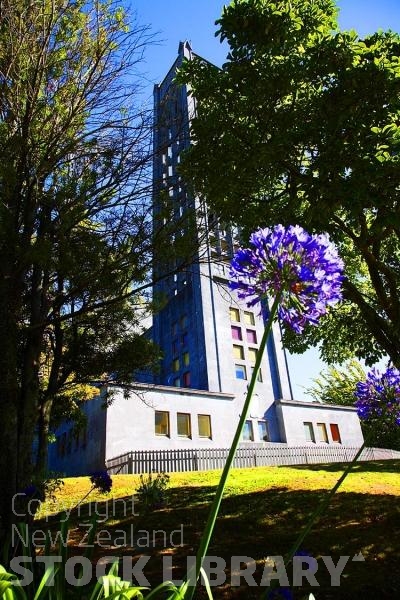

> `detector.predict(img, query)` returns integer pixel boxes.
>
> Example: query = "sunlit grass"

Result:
[34,460,400,599]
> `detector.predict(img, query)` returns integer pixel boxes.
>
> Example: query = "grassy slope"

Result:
[35,461,400,599]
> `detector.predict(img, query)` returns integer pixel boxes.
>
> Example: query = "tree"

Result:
[0,0,197,542]
[178,0,400,367]
[306,359,400,450]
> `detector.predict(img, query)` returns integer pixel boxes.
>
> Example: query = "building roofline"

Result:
[276,398,359,412]
[109,382,235,400]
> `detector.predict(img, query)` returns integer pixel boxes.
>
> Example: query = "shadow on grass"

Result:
[34,480,400,599]
[284,459,400,474]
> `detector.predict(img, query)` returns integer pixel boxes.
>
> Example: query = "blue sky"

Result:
[130,1,399,399]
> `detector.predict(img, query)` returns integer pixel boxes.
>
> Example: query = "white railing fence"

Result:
[105,444,400,475]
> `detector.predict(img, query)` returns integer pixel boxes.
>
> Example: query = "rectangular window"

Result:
[81,427,87,449]
[229,307,240,322]
[177,413,191,437]
[173,377,181,387]
[251,366,263,382]
[258,421,269,441]
[317,423,329,443]
[74,429,80,451]
[235,364,247,380]
[66,430,73,454]
[180,315,188,329]
[181,332,188,347]
[172,358,180,372]
[155,411,170,436]
[304,422,315,443]
[182,371,191,387]
[172,340,179,356]
[231,325,242,341]
[330,423,342,443]
[183,351,190,366]
[244,311,255,325]
[198,414,212,438]
[172,322,178,336]
[233,344,244,360]
[60,433,66,458]
[248,348,258,364]
[242,420,254,441]
[246,329,257,344]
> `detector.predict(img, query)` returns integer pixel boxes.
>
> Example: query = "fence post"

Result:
[128,452,133,474]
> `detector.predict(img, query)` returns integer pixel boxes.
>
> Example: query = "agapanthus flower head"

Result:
[354,367,400,426]
[229,225,344,333]
[90,470,113,494]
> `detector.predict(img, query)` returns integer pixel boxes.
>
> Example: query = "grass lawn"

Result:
[34,460,400,599]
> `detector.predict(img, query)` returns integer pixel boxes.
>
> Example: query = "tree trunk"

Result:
[0,289,21,549]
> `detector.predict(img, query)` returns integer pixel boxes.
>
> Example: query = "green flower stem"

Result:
[184,293,283,600]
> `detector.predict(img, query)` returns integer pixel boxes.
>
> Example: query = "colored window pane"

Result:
[330,423,341,443]
[229,307,240,322]
[242,420,254,441]
[155,411,169,436]
[183,352,190,366]
[198,414,212,438]
[233,344,244,360]
[235,364,247,380]
[304,422,315,443]
[251,366,263,382]
[317,423,328,443]
[173,377,181,387]
[177,413,191,437]
[258,421,269,441]
[246,329,257,344]
[182,371,191,387]
[172,358,180,372]
[244,311,255,325]
[248,348,258,364]
[231,325,242,341]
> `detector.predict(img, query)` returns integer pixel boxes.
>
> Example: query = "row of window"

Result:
[170,315,190,388]
[243,419,269,442]
[304,421,341,444]
[232,325,257,344]
[230,307,255,325]
[155,411,270,443]
[155,411,212,439]
[235,364,262,382]
[57,427,87,458]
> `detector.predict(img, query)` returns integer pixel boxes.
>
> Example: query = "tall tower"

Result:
[152,42,292,442]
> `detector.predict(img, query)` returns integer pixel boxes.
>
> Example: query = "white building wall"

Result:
[105,384,238,459]
[275,399,364,446]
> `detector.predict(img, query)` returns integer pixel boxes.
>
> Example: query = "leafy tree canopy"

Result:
[0,0,196,539]
[178,0,400,367]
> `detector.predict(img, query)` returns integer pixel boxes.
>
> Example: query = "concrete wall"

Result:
[104,383,285,460]
[275,399,364,446]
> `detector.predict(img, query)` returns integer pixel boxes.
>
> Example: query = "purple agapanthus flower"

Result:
[229,225,344,333]
[354,367,400,426]
[90,470,113,494]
